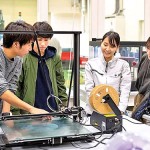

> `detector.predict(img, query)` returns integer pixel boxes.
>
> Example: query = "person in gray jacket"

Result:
[85,31,131,114]
[0,21,50,116]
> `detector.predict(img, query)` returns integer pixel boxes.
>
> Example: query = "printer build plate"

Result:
[0,116,100,147]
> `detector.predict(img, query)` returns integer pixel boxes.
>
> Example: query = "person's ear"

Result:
[13,42,19,48]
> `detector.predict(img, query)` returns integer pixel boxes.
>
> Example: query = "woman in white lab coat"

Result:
[85,31,131,114]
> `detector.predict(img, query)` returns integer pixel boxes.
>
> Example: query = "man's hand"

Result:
[29,107,52,120]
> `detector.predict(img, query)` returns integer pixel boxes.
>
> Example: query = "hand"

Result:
[29,107,52,120]
[4,120,14,128]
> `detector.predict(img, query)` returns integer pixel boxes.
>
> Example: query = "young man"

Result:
[1,21,50,115]
[9,21,68,114]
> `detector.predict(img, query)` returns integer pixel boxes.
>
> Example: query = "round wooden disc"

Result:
[89,84,119,114]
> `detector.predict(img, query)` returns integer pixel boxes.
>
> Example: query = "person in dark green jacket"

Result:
[9,21,68,115]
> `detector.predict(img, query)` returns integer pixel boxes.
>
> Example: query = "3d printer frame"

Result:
[0,30,102,149]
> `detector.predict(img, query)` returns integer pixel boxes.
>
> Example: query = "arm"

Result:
[118,62,131,112]
[0,71,49,115]
[1,90,49,114]
[84,62,95,98]
[10,63,25,114]
[2,101,10,113]
[84,62,97,114]
[2,59,23,113]
[0,56,49,115]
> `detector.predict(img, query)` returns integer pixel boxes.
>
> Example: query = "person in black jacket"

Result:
[132,37,150,121]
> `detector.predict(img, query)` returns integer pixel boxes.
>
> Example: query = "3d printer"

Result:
[0,30,122,149]
[0,30,101,149]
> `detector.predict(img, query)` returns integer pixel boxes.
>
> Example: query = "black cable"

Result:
[121,125,126,131]
[34,32,52,96]
[99,129,117,143]
[94,134,103,140]
[67,60,74,107]
[70,115,122,149]
[71,131,114,149]
[91,122,121,146]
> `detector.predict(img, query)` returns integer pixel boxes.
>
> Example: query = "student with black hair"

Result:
[0,21,50,116]
[9,21,68,115]
[85,31,131,115]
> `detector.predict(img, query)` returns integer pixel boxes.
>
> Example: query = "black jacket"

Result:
[136,53,150,95]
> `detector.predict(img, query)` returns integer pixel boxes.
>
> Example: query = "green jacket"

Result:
[11,48,68,114]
